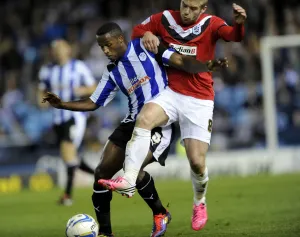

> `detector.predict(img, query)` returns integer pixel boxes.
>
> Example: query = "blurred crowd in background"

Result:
[1,0,300,152]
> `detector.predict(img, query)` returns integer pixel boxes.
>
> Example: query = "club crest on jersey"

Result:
[169,43,197,56]
[139,52,147,61]
[192,25,201,35]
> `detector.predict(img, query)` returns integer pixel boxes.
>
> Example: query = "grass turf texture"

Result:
[0,173,299,237]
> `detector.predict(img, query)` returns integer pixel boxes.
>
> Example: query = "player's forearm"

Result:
[181,56,211,73]
[161,48,209,73]
[218,23,245,42]
[170,55,209,73]
[75,85,97,97]
[60,98,98,111]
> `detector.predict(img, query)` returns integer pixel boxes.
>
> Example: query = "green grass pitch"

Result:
[0,173,300,237]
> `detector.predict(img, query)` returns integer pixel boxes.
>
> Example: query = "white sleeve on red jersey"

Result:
[131,12,163,39]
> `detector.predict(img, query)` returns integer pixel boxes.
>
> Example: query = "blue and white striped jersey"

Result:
[90,38,168,122]
[39,59,96,125]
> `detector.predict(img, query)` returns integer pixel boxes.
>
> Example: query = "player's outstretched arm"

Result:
[74,85,97,97]
[213,4,246,42]
[42,92,99,111]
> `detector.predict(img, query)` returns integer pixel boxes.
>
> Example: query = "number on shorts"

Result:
[151,132,162,145]
[208,119,213,132]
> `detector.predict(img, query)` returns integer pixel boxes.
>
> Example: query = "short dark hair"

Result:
[96,22,123,37]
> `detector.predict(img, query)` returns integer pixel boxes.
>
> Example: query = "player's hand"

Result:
[207,58,228,72]
[142,31,160,54]
[42,92,63,109]
[233,3,247,24]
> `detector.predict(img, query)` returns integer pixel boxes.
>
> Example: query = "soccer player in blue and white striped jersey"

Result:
[43,23,227,237]
[38,40,97,206]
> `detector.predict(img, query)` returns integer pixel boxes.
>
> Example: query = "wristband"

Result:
[162,48,176,66]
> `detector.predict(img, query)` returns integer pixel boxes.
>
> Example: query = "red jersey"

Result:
[132,10,245,100]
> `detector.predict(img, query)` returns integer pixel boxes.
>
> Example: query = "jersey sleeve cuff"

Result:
[162,48,176,66]
[89,94,97,104]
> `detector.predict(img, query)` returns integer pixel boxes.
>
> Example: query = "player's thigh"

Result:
[178,99,213,168]
[54,119,78,163]
[183,138,208,170]
[136,89,179,129]
[178,98,213,145]
[180,120,211,169]
[95,140,125,180]
[136,103,169,129]
[60,140,77,163]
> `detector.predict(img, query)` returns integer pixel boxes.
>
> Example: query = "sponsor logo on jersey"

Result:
[127,75,151,94]
[169,43,197,56]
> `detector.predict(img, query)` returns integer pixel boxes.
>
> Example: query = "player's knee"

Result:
[94,164,111,181]
[188,153,206,173]
[136,112,155,129]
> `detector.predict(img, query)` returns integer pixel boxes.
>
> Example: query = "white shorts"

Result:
[148,87,214,144]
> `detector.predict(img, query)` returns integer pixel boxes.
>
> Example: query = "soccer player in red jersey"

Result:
[99,0,247,232]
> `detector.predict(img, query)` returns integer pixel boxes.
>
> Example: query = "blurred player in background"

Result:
[43,23,228,237]
[38,40,97,206]
[99,0,246,232]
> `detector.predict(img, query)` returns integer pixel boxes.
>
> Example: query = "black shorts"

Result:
[53,118,76,144]
[53,115,87,147]
[109,122,175,166]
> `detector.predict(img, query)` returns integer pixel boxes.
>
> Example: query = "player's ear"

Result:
[118,35,125,44]
[200,5,207,14]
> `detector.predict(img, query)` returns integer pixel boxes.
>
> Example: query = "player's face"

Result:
[51,40,71,62]
[180,0,207,25]
[96,33,125,61]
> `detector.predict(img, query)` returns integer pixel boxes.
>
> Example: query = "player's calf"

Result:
[92,182,113,235]
[136,171,167,215]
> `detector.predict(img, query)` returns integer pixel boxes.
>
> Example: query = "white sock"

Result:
[123,127,151,185]
[191,167,209,206]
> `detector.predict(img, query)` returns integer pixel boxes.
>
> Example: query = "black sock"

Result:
[92,182,113,234]
[79,159,94,175]
[66,165,76,197]
[137,171,166,215]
